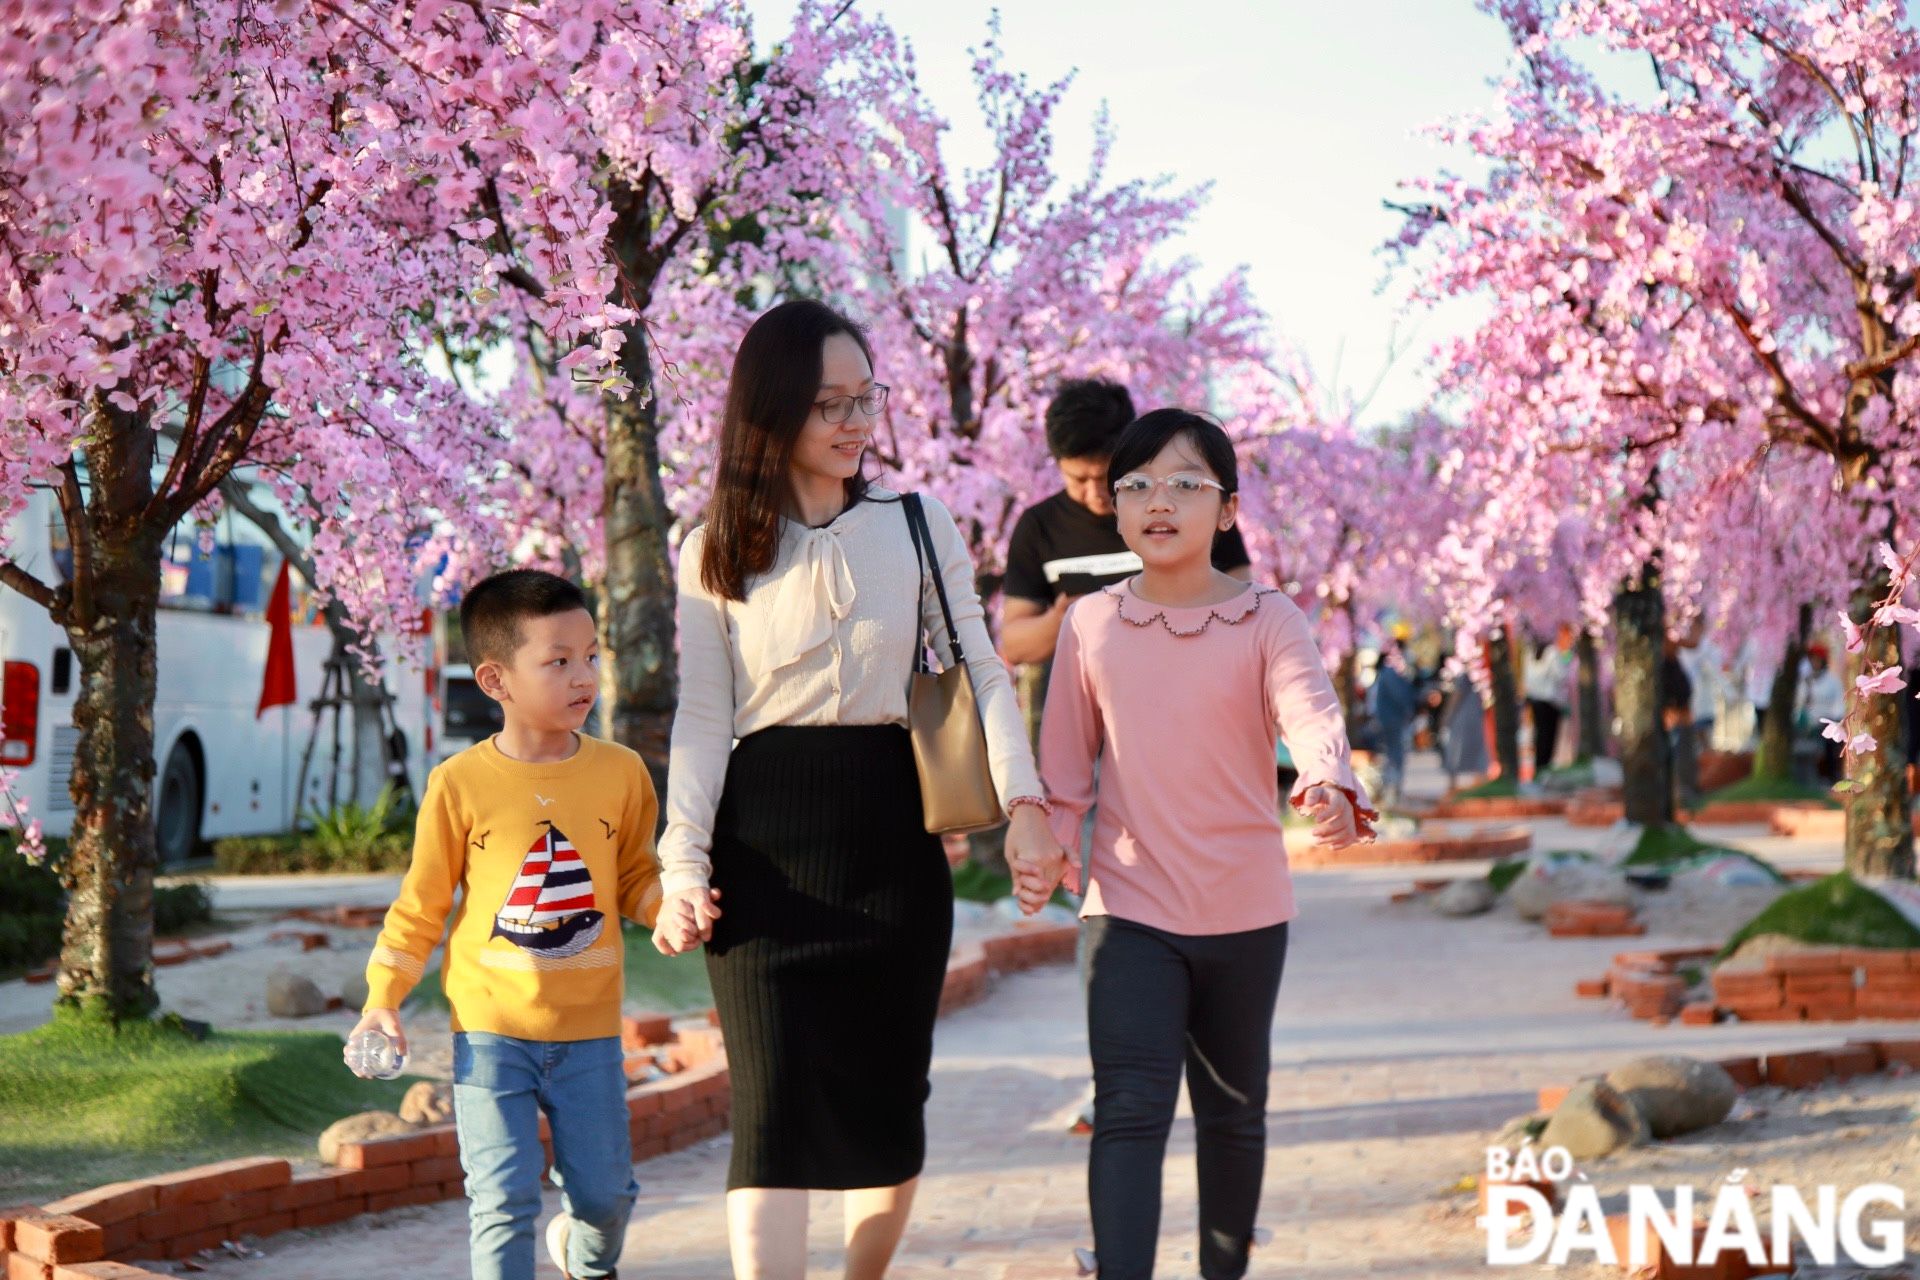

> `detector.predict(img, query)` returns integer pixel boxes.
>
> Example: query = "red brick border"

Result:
[1292,825,1531,869]
[1573,946,1920,1026]
[4,922,1080,1276]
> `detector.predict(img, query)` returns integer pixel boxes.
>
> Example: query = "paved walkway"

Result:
[186,756,1899,1279]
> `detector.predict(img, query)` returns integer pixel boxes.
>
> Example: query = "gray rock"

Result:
[399,1080,453,1126]
[1509,860,1634,921]
[1604,1055,1737,1139]
[266,970,328,1018]
[318,1110,415,1164]
[1489,1111,1547,1152]
[1537,1078,1649,1159]
[1434,878,1497,917]
[339,971,370,1011]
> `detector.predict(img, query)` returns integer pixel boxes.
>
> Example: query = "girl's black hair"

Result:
[1105,408,1239,496]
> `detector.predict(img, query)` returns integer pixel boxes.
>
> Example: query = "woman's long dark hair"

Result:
[701,299,875,602]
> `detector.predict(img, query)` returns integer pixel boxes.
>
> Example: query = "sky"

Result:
[741,0,1517,429]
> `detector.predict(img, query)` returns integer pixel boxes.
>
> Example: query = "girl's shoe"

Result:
[1072,1245,1097,1276]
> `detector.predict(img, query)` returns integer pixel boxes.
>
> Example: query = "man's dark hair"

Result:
[459,569,591,668]
[1044,378,1136,461]
[1106,408,1240,496]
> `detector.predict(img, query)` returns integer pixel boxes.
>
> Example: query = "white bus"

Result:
[0,487,441,864]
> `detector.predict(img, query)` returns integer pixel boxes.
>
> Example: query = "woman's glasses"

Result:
[814,384,890,424]
[1111,472,1228,503]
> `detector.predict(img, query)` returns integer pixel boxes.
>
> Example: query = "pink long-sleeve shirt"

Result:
[1039,578,1377,936]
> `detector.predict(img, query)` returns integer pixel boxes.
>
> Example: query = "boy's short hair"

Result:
[459,569,591,668]
[1044,378,1136,461]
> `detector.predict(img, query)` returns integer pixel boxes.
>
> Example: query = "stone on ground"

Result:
[1537,1078,1649,1159]
[1604,1055,1736,1138]
[319,1111,416,1164]
[266,970,328,1018]
[1434,878,1497,917]
[399,1081,453,1126]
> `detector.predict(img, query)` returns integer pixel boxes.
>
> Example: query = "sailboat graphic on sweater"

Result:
[491,822,605,959]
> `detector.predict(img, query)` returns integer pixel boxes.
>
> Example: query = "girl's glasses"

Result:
[1112,472,1228,503]
[814,384,890,424]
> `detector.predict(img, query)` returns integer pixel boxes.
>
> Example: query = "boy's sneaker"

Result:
[546,1211,617,1280]
[546,1213,574,1278]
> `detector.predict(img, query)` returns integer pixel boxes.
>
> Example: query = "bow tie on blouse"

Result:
[756,524,858,675]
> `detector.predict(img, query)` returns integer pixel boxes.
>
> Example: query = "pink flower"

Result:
[1855,665,1906,697]
[1847,732,1879,755]
[556,19,597,62]
[1840,610,1865,653]
[1820,718,1848,744]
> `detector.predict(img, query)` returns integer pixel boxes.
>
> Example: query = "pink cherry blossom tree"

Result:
[1396,1,1920,873]
[0,0,746,1020]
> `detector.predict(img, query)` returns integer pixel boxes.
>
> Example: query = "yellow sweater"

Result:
[363,734,664,1041]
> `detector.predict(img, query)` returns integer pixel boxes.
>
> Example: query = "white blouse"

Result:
[658,487,1043,894]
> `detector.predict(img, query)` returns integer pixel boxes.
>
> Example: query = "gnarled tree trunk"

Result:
[57,529,166,1021]
[1487,625,1522,783]
[1612,559,1672,830]
[1575,628,1605,761]
[1844,572,1914,878]
[1755,604,1809,784]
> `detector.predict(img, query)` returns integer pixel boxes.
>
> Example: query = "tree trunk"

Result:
[1755,605,1809,783]
[56,530,166,1022]
[323,609,400,810]
[1335,647,1360,731]
[1844,574,1915,878]
[1612,560,1672,829]
[1575,629,1605,761]
[598,321,676,800]
[1487,625,1523,783]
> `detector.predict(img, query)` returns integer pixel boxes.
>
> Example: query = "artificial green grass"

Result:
[1623,824,1748,867]
[1451,776,1520,800]
[1487,856,1529,894]
[405,920,713,1016]
[1535,760,1598,788]
[0,1011,412,1202]
[1717,872,1920,961]
[1699,774,1841,808]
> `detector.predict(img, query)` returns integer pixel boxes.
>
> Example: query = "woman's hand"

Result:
[1005,805,1073,915]
[1301,784,1359,850]
[652,886,723,956]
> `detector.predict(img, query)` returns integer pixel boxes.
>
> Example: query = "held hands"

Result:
[344,1006,406,1062]
[652,886,724,956]
[1301,784,1360,850]
[1005,805,1074,916]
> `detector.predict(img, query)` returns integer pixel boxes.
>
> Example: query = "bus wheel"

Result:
[155,741,203,866]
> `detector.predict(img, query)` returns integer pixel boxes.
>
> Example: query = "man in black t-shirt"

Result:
[1000,379,1252,685]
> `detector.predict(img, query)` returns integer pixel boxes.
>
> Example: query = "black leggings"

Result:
[1528,699,1563,774]
[1083,915,1290,1280]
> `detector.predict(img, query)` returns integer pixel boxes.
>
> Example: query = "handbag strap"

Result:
[903,494,967,670]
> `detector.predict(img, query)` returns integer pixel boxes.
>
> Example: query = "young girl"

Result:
[654,298,1064,1280]
[1014,408,1373,1280]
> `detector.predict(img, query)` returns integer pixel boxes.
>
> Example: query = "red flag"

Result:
[257,559,297,718]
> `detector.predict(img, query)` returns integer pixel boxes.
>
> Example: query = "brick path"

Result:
[192,763,1874,1279]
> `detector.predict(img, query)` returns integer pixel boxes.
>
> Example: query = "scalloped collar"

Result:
[1106,577,1270,636]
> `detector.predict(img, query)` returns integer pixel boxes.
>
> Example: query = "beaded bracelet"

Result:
[1007,794,1055,817]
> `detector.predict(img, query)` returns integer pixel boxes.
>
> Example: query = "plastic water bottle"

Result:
[344,1028,405,1080]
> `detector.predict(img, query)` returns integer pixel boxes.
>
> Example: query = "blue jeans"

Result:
[452,1032,637,1280]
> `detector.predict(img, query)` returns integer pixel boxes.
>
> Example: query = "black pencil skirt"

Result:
[704,724,955,1190]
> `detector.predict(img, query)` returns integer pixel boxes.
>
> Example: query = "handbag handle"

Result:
[904,494,967,673]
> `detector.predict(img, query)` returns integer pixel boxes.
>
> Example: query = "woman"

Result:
[653,298,1063,1279]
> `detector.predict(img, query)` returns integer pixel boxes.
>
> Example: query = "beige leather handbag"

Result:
[903,494,1005,834]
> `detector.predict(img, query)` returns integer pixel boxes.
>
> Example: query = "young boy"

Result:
[350,569,681,1280]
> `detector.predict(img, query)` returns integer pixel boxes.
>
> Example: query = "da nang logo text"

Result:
[1478,1146,1907,1268]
